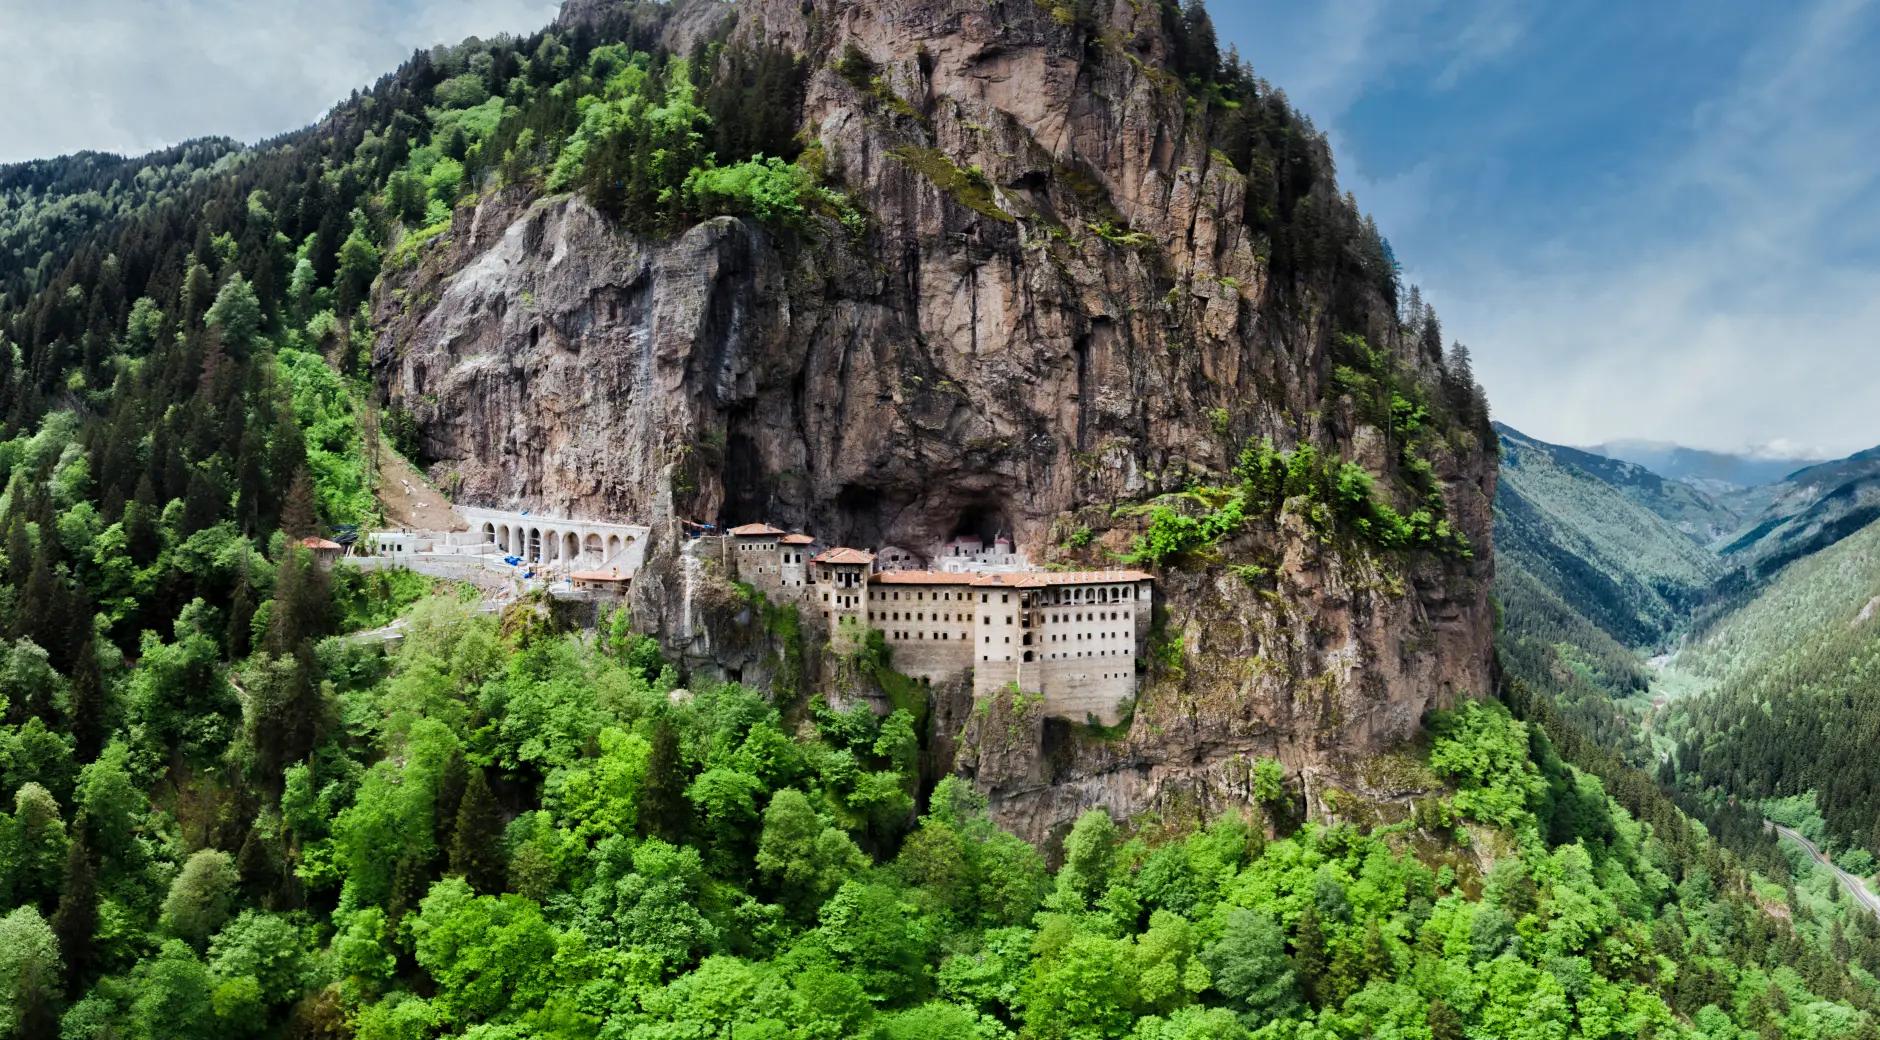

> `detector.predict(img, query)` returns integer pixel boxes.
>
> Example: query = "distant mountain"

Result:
[1495,424,1724,649]
[1585,438,1825,490]
[1718,443,1880,580]
[1494,423,1743,542]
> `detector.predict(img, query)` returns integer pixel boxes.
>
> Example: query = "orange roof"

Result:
[729,523,786,537]
[812,547,876,565]
[780,533,816,545]
[873,570,976,586]
[970,570,1153,587]
[872,568,1153,588]
[571,568,629,583]
[300,537,343,550]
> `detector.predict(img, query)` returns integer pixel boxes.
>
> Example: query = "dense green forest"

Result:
[2,1,1879,1038]
[1662,516,1880,864]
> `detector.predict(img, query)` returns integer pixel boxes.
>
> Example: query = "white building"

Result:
[730,524,1151,724]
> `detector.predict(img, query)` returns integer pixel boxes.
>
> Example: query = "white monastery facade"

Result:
[729,525,1151,724]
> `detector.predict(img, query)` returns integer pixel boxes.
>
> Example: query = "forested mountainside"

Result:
[1662,514,1880,859]
[1499,427,1743,543]
[1716,447,1880,583]
[1494,425,1880,1025]
[1,0,1879,1038]
[1491,425,1722,770]
[0,139,245,303]
[1495,425,1721,650]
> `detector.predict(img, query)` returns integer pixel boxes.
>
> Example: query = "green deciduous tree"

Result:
[0,906,62,1038]
[204,274,263,358]
[1202,909,1297,1023]
[407,877,562,1024]
[162,849,240,947]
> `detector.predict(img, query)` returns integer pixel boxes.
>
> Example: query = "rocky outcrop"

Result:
[373,0,1498,844]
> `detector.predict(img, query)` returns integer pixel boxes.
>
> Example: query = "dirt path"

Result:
[375,449,464,531]
[1771,821,1880,919]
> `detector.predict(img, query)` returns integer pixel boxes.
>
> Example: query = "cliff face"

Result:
[373,0,1498,842]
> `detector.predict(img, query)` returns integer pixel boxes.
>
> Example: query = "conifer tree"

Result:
[1293,902,1328,1007]
[279,468,319,539]
[67,652,106,764]
[641,718,689,843]
[450,768,506,895]
[50,830,97,994]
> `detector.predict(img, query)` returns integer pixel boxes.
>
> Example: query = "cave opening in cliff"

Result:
[950,503,1013,548]
[719,427,770,528]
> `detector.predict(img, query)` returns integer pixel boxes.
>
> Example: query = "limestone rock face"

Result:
[373,0,1499,844]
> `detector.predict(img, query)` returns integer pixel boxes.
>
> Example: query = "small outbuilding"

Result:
[299,536,345,568]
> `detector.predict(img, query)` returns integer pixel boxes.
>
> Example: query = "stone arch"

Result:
[529,527,542,562]
[482,522,496,545]
[606,534,622,559]
[563,531,578,562]
[585,533,602,560]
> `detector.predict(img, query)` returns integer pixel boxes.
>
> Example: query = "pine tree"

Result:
[450,768,507,895]
[641,718,689,842]
[235,814,282,908]
[1293,902,1328,1007]
[227,561,257,660]
[279,467,319,539]
[67,652,106,764]
[1443,342,1479,429]
[123,475,162,566]
[51,830,97,995]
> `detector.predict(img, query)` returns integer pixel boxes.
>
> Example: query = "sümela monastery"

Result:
[349,508,1152,726]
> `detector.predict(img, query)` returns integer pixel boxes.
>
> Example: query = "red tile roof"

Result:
[729,523,786,537]
[812,547,876,565]
[969,570,1154,587]
[871,569,1153,587]
[873,570,975,586]
[299,537,343,551]
[572,568,629,583]
[780,533,816,545]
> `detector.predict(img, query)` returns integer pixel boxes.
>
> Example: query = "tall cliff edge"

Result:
[373,0,1499,842]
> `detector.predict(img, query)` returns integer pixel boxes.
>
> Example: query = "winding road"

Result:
[1769,821,1880,918]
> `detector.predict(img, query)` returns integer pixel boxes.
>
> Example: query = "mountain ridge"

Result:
[1584,436,1827,489]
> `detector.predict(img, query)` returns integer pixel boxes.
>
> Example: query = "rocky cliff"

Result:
[372,0,1499,843]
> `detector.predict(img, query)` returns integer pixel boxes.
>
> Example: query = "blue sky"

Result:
[2,0,1875,455]
[1215,0,1880,456]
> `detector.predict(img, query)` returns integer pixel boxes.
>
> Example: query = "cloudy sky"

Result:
[1216,0,1880,457]
[0,0,557,163]
[2,1,1876,456]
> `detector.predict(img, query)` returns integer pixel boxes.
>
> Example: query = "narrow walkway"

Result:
[1770,821,1880,919]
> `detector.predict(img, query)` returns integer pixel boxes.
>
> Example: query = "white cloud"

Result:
[0,0,560,163]
[1447,0,1880,456]
[1237,0,1880,457]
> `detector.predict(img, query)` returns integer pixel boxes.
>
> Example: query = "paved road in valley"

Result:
[1770,822,1880,918]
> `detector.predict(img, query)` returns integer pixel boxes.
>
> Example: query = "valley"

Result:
[1496,422,1880,909]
